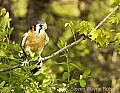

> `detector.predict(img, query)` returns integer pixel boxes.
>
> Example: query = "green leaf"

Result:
[0,41,7,45]
[0,8,12,37]
[69,63,81,70]
[1,12,11,29]
[65,23,69,27]
[0,50,6,57]
[7,27,13,34]
[54,61,67,65]
[96,36,105,46]
[12,71,27,80]
[108,15,119,25]
[69,79,79,85]
[31,56,39,61]
[0,81,5,88]
[0,8,6,16]
[9,61,18,66]
[83,69,91,78]
[0,31,6,40]
[80,79,86,87]
[57,41,63,48]
[113,33,120,49]
[8,55,15,60]
[0,86,11,93]
[8,44,21,51]
[78,21,93,35]
[0,63,10,69]
[114,33,120,41]
[5,86,11,93]
[57,39,67,48]
[62,72,69,80]
[89,29,101,40]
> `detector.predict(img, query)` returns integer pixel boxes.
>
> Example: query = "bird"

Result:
[20,22,49,74]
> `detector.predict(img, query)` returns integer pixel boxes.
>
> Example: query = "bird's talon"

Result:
[21,60,30,66]
[38,57,44,62]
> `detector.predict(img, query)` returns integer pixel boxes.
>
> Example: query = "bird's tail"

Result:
[31,56,43,74]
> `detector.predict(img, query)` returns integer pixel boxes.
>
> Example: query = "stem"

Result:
[70,26,76,41]
[65,51,70,82]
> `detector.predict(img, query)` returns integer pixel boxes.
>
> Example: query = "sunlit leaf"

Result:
[0,51,6,57]
[69,79,79,85]
[65,23,69,27]
[80,79,86,87]
[0,63,10,69]
[83,69,91,78]
[69,63,81,70]
[114,33,120,41]
[7,27,13,34]
[54,62,67,65]
[0,8,6,16]
[62,72,69,80]
[8,55,15,60]
[31,56,39,61]
[96,36,105,46]
[0,81,5,88]
[78,21,93,35]
[89,29,101,40]
[57,39,67,48]
[108,15,119,25]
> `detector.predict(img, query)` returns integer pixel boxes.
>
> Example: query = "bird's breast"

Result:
[25,31,46,52]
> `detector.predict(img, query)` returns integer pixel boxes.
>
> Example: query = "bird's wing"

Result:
[45,33,49,45]
[20,32,28,56]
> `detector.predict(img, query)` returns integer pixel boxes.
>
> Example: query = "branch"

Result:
[0,3,120,72]
[42,36,84,61]
[0,65,20,72]
[95,3,120,30]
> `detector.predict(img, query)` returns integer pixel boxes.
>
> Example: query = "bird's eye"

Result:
[39,24,42,28]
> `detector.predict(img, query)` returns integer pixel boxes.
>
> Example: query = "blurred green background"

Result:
[0,0,120,93]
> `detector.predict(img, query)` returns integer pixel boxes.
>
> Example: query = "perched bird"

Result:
[20,22,49,74]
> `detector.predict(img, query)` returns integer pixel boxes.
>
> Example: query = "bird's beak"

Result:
[43,23,47,30]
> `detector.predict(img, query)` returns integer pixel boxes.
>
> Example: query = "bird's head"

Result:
[30,22,47,34]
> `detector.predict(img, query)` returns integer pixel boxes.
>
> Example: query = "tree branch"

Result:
[95,3,120,30]
[0,3,120,72]
[42,36,84,61]
[0,65,20,72]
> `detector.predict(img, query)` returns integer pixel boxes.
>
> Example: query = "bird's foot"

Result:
[38,56,44,63]
[21,59,30,66]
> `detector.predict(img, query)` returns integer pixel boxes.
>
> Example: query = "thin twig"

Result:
[70,26,76,41]
[0,3,120,72]
[95,3,120,30]
[0,65,20,72]
[42,36,84,61]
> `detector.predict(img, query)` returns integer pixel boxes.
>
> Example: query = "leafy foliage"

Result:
[77,21,93,35]
[89,29,114,47]
[108,15,119,24]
